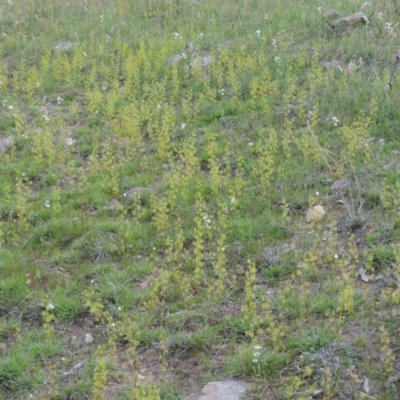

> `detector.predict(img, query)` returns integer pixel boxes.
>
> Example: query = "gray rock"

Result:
[103,199,122,210]
[323,9,340,19]
[54,42,75,51]
[167,54,185,65]
[66,137,76,146]
[185,380,248,400]
[0,137,12,152]
[188,55,213,68]
[331,12,368,29]
[331,178,351,190]
[321,59,341,70]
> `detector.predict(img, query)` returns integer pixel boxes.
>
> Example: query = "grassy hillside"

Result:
[1,0,400,398]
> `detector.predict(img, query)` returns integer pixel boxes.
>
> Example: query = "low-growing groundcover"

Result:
[1,0,400,398]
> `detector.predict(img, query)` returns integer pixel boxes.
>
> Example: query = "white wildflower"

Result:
[332,116,339,126]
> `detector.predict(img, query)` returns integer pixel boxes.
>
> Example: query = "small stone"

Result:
[345,62,358,73]
[64,362,84,376]
[66,137,76,146]
[54,42,75,51]
[85,333,93,344]
[162,164,170,171]
[306,205,326,223]
[0,137,12,152]
[359,267,369,283]
[331,178,350,190]
[185,380,248,400]
[363,377,370,393]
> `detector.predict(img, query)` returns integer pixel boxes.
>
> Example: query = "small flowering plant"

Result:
[252,344,263,377]
[252,344,262,363]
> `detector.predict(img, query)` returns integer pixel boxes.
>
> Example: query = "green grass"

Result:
[2,0,400,398]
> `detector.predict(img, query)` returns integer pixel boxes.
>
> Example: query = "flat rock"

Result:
[185,380,248,400]
[188,55,213,69]
[306,205,326,223]
[321,59,341,70]
[66,137,76,146]
[323,9,340,19]
[54,42,75,51]
[0,137,12,152]
[167,54,186,65]
[103,199,122,210]
[123,187,154,200]
[331,178,350,190]
[331,12,368,29]
[345,62,358,73]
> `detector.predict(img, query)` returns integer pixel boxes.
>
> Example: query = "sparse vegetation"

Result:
[1,0,400,398]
